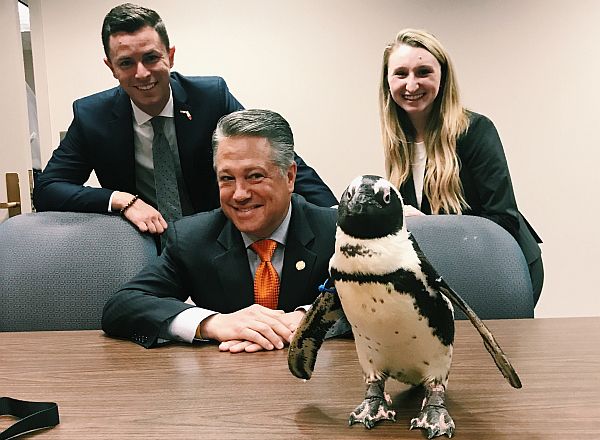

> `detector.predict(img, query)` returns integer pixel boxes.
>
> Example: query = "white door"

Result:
[0,0,33,223]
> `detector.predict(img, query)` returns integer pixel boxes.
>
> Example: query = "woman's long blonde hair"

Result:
[379,29,470,214]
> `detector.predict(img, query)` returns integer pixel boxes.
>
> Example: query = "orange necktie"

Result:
[250,239,280,309]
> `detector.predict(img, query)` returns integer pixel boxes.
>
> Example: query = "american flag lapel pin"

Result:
[179,110,192,120]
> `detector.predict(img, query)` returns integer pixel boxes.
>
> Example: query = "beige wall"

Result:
[0,0,32,222]
[20,0,600,317]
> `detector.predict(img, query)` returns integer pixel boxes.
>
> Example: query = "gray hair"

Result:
[212,109,295,175]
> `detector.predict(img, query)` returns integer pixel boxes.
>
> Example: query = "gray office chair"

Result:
[0,212,158,331]
[406,215,534,319]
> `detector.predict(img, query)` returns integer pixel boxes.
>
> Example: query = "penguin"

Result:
[288,175,521,439]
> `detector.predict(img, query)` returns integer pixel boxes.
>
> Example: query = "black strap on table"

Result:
[0,397,59,440]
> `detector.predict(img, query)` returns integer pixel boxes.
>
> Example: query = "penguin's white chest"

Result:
[337,280,453,386]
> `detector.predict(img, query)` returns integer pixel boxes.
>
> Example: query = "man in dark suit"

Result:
[102,109,338,352]
[33,3,336,236]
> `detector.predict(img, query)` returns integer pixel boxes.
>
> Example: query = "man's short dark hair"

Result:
[101,3,170,59]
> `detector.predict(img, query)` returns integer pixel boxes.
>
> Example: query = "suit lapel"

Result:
[108,89,136,192]
[214,219,255,311]
[171,78,198,198]
[278,197,318,311]
[212,197,320,312]
[401,174,418,208]
[401,174,431,214]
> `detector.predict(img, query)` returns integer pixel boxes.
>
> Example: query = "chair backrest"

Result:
[406,215,534,319]
[0,212,158,331]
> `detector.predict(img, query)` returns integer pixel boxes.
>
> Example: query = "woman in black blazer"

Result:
[378,28,543,304]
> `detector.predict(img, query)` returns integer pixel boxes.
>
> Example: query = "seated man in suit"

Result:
[33,3,336,238]
[102,109,338,352]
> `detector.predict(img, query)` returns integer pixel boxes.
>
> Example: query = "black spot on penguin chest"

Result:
[331,266,455,346]
[340,243,375,258]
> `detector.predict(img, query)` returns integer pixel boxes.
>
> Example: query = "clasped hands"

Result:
[199,304,305,353]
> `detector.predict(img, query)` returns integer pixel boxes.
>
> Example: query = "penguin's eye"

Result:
[382,187,391,204]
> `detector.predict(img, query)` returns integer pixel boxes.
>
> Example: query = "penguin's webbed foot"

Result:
[410,382,455,438]
[349,381,396,429]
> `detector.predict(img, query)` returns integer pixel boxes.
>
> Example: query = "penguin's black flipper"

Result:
[288,282,346,380]
[409,234,522,389]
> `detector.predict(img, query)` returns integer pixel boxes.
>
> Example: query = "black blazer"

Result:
[33,72,337,213]
[400,112,541,265]
[101,194,337,348]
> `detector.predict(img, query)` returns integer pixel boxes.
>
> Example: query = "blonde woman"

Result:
[379,29,543,304]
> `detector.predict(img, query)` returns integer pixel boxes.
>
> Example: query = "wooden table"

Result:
[1,317,598,439]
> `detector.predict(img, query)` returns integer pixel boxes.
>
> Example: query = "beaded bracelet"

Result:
[120,194,139,215]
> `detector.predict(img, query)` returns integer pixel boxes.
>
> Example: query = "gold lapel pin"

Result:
[296,261,306,271]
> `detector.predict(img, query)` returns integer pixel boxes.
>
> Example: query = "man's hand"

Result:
[113,191,168,234]
[200,306,305,353]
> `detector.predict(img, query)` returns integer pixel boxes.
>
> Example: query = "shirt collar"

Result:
[131,90,174,126]
[242,201,292,248]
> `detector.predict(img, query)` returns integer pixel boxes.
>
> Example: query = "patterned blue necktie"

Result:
[151,117,183,247]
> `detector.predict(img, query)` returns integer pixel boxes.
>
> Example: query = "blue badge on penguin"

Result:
[288,174,521,439]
